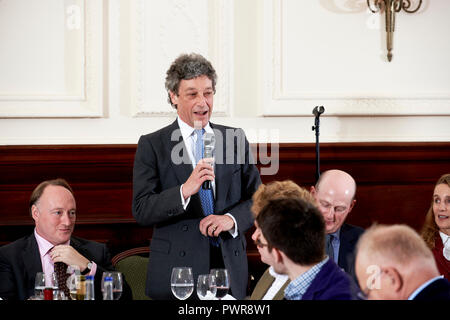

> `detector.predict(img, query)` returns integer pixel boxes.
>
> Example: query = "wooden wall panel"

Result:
[1,142,449,283]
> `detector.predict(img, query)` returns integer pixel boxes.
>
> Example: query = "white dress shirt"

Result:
[261,267,289,300]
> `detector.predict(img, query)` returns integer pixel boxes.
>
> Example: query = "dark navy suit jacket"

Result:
[338,223,365,276]
[302,258,353,300]
[413,278,450,300]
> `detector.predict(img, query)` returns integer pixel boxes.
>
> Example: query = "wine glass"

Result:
[196,274,216,300]
[210,269,229,300]
[34,272,58,300]
[46,272,59,300]
[171,267,194,300]
[34,272,46,299]
[101,271,123,300]
[67,274,86,300]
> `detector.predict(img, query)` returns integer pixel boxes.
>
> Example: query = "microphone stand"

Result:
[312,106,325,183]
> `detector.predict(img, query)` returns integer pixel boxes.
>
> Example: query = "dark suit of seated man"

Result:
[0,178,132,300]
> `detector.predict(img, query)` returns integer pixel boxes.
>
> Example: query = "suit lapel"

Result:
[251,269,275,300]
[164,120,193,185]
[23,235,43,294]
[211,124,232,213]
[338,225,356,272]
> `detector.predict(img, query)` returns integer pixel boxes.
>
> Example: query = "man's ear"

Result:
[272,247,284,264]
[31,205,39,222]
[169,91,178,106]
[348,199,356,213]
[382,266,403,293]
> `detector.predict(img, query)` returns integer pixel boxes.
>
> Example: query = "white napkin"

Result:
[202,293,236,300]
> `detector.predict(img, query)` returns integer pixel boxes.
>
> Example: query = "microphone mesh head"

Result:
[203,133,215,158]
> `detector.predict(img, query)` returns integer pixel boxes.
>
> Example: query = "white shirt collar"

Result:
[268,266,289,280]
[177,117,213,140]
[262,267,289,300]
[439,231,450,247]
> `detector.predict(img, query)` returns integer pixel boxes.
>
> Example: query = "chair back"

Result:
[112,247,151,300]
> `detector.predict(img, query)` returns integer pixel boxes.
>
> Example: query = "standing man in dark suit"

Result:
[310,169,364,278]
[0,178,131,300]
[132,53,261,300]
[355,224,450,300]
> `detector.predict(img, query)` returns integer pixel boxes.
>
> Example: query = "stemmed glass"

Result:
[171,267,194,300]
[34,272,58,300]
[67,274,86,300]
[34,272,46,299]
[101,272,123,300]
[210,269,229,300]
[196,274,216,300]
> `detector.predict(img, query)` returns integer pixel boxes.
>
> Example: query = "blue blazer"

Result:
[132,120,261,300]
[302,259,353,300]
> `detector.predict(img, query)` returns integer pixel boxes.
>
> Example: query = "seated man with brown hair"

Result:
[0,178,131,300]
[254,197,353,300]
[249,180,316,300]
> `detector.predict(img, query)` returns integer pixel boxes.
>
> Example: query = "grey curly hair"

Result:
[165,53,217,109]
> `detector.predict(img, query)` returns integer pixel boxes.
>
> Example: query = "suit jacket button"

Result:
[179,251,186,257]
[234,250,239,256]
[182,225,188,231]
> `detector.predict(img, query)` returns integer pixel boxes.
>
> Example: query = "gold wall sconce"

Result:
[367,0,422,61]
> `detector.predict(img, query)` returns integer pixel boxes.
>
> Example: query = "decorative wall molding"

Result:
[129,0,233,117]
[0,0,104,118]
[262,0,450,116]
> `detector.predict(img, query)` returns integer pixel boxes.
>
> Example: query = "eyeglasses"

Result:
[253,237,269,248]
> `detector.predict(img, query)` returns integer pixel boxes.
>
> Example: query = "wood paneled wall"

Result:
[1,143,449,281]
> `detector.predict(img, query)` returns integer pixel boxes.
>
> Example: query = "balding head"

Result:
[316,170,356,200]
[310,170,356,234]
[355,224,439,300]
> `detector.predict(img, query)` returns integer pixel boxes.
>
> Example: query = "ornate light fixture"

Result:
[367,0,422,62]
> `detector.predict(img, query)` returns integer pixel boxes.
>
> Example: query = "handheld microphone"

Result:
[202,132,215,189]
